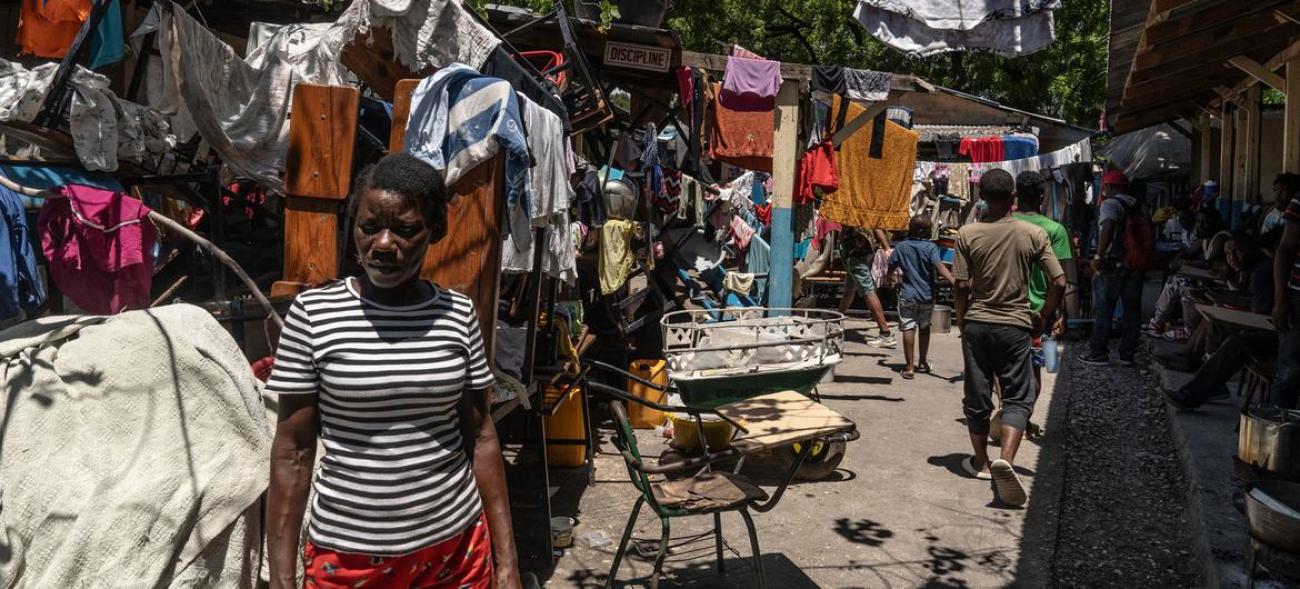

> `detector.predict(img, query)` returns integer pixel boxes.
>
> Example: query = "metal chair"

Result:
[592,384,767,589]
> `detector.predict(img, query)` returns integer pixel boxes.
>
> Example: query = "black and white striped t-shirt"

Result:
[266,278,495,556]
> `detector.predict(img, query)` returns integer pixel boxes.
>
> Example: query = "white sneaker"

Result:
[867,333,897,349]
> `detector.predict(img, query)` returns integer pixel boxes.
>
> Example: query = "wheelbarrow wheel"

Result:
[786,438,846,481]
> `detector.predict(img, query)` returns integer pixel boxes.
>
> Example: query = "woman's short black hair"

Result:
[350,153,448,239]
[1274,172,1300,198]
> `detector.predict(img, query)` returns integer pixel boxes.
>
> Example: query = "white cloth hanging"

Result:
[853,0,1057,57]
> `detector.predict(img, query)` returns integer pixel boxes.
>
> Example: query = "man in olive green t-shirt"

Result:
[953,169,1065,508]
[1014,171,1074,396]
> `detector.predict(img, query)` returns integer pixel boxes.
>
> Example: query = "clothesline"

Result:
[0,174,283,329]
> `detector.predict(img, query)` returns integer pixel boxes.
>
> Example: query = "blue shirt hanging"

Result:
[89,0,126,70]
[0,184,46,320]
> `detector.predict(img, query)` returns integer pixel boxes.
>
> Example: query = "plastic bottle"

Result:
[1043,335,1060,374]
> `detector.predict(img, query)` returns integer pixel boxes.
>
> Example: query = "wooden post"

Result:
[1198,112,1213,184]
[1286,57,1300,173]
[1244,85,1262,205]
[1219,101,1234,201]
[272,84,360,298]
[767,80,801,312]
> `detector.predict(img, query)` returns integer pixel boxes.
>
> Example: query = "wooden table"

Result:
[1196,304,1276,332]
[1206,289,1254,310]
[714,391,857,454]
[1178,266,1225,281]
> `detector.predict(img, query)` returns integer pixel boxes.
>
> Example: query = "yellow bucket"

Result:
[670,414,733,452]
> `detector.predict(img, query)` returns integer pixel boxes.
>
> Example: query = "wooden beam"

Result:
[1277,8,1300,25]
[1198,112,1214,184]
[1210,37,1300,107]
[1143,0,1294,49]
[830,98,891,148]
[1131,12,1296,72]
[1286,56,1300,172]
[1219,101,1235,191]
[1168,120,1194,139]
[1243,85,1262,203]
[1226,56,1288,92]
[767,80,800,311]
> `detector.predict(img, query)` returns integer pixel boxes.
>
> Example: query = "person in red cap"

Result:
[1082,170,1152,366]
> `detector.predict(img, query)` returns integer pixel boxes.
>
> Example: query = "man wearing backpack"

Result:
[1082,171,1153,366]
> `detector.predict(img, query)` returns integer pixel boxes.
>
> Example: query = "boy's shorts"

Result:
[898,299,933,332]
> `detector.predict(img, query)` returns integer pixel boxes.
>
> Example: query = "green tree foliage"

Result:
[486,0,1109,127]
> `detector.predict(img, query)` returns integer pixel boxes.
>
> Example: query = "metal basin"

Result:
[1237,407,1300,481]
[1245,481,1300,554]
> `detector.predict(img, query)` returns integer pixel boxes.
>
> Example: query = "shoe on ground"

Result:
[1161,387,1199,411]
[1078,353,1110,367]
[867,333,898,349]
[1162,327,1190,343]
[962,456,992,480]
[916,361,932,374]
[901,369,915,380]
[991,459,1027,507]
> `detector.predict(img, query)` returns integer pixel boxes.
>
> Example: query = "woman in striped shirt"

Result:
[266,154,520,589]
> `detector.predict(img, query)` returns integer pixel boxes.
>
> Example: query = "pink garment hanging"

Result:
[723,56,782,101]
[811,217,843,250]
[38,184,155,314]
[730,214,756,251]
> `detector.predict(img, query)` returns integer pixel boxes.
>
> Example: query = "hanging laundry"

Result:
[575,168,606,228]
[959,136,1004,163]
[843,68,892,103]
[887,106,914,129]
[677,66,695,113]
[731,44,766,60]
[18,0,83,59]
[820,96,918,231]
[655,169,683,216]
[797,139,839,205]
[709,83,773,173]
[754,203,772,227]
[89,0,126,69]
[746,235,771,303]
[598,219,637,295]
[812,66,846,96]
[1001,133,1039,160]
[723,272,755,296]
[723,56,782,102]
[38,184,155,315]
[852,0,1057,58]
[947,163,972,201]
[406,64,532,247]
[520,94,574,228]
[0,184,45,321]
[730,214,756,251]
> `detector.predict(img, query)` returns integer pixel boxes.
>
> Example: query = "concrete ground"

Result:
[544,320,1062,588]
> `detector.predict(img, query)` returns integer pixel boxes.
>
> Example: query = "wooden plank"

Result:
[1243,85,1262,203]
[420,156,505,356]
[1144,0,1292,48]
[1220,101,1235,194]
[1131,13,1295,72]
[276,197,341,296]
[388,79,422,153]
[1226,56,1288,92]
[1233,97,1249,202]
[767,80,800,311]
[285,84,359,200]
[830,98,891,148]
[1198,112,1214,184]
[1196,303,1276,332]
[1288,58,1300,173]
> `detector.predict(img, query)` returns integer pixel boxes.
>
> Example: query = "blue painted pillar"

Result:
[767,80,801,313]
